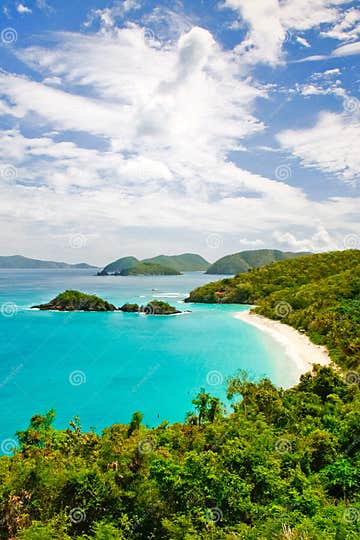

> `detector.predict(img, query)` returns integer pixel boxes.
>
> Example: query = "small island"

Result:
[31,290,117,311]
[120,300,182,315]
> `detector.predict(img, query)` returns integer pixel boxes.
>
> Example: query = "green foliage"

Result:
[32,290,117,311]
[120,301,180,314]
[206,249,309,275]
[1,367,360,539]
[187,250,360,370]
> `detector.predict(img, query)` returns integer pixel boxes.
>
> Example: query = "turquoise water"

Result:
[0,270,300,446]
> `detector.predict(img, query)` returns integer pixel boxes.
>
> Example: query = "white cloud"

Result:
[294,69,345,97]
[296,36,311,48]
[5,25,265,161]
[333,40,360,56]
[222,0,352,65]
[273,225,338,252]
[17,3,32,14]
[321,7,360,42]
[0,15,359,262]
[277,111,360,184]
[296,40,360,62]
[85,0,142,28]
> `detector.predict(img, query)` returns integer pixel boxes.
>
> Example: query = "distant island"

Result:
[98,250,311,277]
[205,249,311,274]
[98,253,210,275]
[0,255,97,269]
[32,290,183,315]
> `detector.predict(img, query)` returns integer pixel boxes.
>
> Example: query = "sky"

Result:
[0,0,359,265]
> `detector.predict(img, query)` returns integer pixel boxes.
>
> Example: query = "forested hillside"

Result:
[0,366,359,539]
[206,249,309,274]
[186,250,360,370]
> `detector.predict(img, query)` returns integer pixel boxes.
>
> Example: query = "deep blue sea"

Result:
[0,269,300,449]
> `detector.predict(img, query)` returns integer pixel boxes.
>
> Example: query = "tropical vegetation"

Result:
[0,366,359,539]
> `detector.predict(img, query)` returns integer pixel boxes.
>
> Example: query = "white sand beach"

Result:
[234,309,332,375]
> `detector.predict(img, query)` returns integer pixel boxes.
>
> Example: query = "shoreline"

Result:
[234,309,332,377]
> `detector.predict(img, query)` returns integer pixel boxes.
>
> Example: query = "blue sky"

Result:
[0,0,359,265]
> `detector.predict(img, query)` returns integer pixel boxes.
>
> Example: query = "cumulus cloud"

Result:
[0,11,359,262]
[273,225,337,252]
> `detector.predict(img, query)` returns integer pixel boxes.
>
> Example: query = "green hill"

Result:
[121,261,181,276]
[99,253,209,275]
[187,250,360,370]
[206,249,310,274]
[142,253,210,272]
[101,256,139,274]
[0,255,97,269]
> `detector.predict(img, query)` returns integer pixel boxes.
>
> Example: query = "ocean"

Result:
[0,269,300,449]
